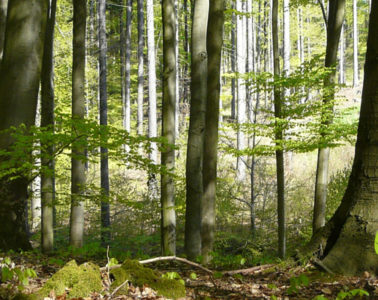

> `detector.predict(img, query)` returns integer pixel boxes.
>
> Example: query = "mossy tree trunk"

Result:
[321,0,378,275]
[0,0,48,251]
[41,0,57,253]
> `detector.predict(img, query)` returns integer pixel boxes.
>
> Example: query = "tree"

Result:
[137,0,144,136]
[272,0,286,259]
[202,0,224,264]
[185,0,209,260]
[146,0,158,199]
[313,0,345,234]
[0,0,48,251]
[353,0,359,88]
[41,0,57,253]
[0,0,7,64]
[70,0,87,248]
[321,0,378,274]
[161,0,177,256]
[98,0,110,245]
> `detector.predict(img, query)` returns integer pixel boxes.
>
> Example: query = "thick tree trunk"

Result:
[202,0,224,264]
[137,0,144,135]
[161,0,177,256]
[272,0,286,259]
[185,0,208,260]
[322,0,378,274]
[41,0,57,253]
[98,0,110,245]
[0,0,48,251]
[0,0,7,64]
[313,0,345,234]
[70,0,87,248]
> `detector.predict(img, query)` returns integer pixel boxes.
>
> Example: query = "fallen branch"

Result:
[222,264,275,275]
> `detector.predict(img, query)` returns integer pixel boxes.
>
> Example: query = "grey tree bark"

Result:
[137,0,144,135]
[313,0,345,234]
[339,22,345,84]
[321,0,378,274]
[124,0,132,134]
[0,0,48,251]
[98,0,110,245]
[272,0,286,259]
[41,0,57,253]
[70,0,87,248]
[185,0,209,260]
[174,0,180,138]
[161,0,177,256]
[202,0,224,264]
[236,0,246,181]
[0,0,7,64]
[353,0,359,87]
[146,0,158,199]
[230,3,236,120]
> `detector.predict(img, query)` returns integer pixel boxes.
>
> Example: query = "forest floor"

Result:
[1,252,378,300]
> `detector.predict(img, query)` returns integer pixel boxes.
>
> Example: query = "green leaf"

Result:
[1,267,13,281]
[375,231,378,255]
[190,272,197,280]
[240,257,246,265]
[4,257,11,265]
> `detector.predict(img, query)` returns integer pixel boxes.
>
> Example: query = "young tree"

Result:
[98,0,110,245]
[0,0,48,251]
[137,0,144,135]
[353,0,359,87]
[202,0,224,264]
[0,0,7,64]
[313,0,345,234]
[161,0,177,256]
[185,0,209,260]
[70,0,87,248]
[272,0,286,259]
[321,0,378,274]
[41,0,57,253]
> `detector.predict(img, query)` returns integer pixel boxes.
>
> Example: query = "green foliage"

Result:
[313,288,369,300]
[375,231,378,255]
[162,272,185,285]
[287,274,310,295]
[0,257,37,296]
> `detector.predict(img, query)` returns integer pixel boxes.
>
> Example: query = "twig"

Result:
[317,0,328,29]
[109,279,129,299]
[312,258,334,275]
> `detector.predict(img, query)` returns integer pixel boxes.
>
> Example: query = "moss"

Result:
[11,293,38,300]
[111,259,186,299]
[37,260,102,299]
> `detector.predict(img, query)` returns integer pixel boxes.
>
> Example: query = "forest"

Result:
[0,0,377,298]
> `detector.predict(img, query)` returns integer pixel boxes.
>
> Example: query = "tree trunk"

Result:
[322,0,378,274]
[41,0,57,253]
[185,0,209,260]
[161,0,177,256]
[313,0,345,234]
[353,0,359,87]
[272,0,286,259]
[137,0,144,135]
[236,0,246,181]
[283,0,290,79]
[98,0,110,245]
[146,0,158,200]
[70,0,87,248]
[0,0,7,64]
[339,22,345,84]
[230,3,236,120]
[124,0,132,134]
[174,0,180,138]
[202,0,224,264]
[0,0,48,251]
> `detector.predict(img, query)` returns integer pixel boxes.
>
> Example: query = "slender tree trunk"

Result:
[146,0,158,200]
[283,0,290,79]
[236,0,246,181]
[202,0,224,264]
[41,0,57,253]
[231,3,236,120]
[339,22,345,84]
[161,0,177,256]
[272,0,286,259]
[322,0,378,274]
[137,0,144,135]
[353,0,359,87]
[98,0,110,245]
[313,0,345,234]
[124,0,132,134]
[0,0,7,64]
[174,0,180,138]
[185,0,209,260]
[70,0,87,248]
[0,0,48,251]
[297,8,304,65]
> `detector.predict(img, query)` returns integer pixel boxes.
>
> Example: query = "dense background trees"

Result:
[0,0,376,281]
